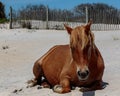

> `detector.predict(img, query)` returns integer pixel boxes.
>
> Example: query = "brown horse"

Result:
[28,21,105,93]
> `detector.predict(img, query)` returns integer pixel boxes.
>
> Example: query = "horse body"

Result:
[30,21,105,93]
[37,45,72,86]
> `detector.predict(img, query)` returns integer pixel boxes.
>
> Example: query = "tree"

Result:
[18,4,47,20]
[18,4,74,22]
[0,1,6,19]
[17,3,120,24]
[74,3,120,24]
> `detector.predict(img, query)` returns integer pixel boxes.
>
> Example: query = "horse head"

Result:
[64,20,95,81]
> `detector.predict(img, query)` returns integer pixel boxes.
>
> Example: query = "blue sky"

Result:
[1,0,120,15]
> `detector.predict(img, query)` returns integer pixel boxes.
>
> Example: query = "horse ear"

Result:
[85,20,92,34]
[85,20,92,30]
[64,24,73,34]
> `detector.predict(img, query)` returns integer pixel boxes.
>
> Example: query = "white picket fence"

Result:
[11,20,120,31]
[11,7,120,31]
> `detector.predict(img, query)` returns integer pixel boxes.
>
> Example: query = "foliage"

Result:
[0,18,9,23]
[14,3,120,24]
[17,4,74,22]
[0,1,6,19]
[74,3,120,24]
[18,4,47,21]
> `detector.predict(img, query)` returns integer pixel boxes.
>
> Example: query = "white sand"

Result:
[0,28,120,96]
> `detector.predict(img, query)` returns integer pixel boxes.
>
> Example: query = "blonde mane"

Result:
[70,26,94,50]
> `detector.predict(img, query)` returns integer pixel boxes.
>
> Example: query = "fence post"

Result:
[85,6,88,23]
[9,6,13,29]
[46,5,49,29]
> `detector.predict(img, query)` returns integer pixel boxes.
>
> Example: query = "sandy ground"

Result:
[0,28,120,96]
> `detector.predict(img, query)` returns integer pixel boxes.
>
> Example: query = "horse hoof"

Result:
[26,79,37,88]
[53,85,63,93]
[41,82,50,88]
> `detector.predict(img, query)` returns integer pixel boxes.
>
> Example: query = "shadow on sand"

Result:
[83,91,95,96]
[82,82,109,96]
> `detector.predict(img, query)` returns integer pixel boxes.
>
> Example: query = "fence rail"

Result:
[11,6,120,31]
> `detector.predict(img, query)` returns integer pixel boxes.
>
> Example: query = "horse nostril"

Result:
[86,70,89,75]
[78,71,81,76]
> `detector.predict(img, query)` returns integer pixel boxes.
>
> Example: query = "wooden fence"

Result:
[11,7,120,31]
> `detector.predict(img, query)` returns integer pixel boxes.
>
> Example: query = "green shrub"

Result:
[0,18,9,23]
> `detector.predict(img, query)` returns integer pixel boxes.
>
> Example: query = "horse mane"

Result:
[70,26,94,50]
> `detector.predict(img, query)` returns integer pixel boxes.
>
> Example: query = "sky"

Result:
[1,0,120,15]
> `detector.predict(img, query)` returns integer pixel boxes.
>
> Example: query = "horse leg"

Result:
[53,78,71,93]
[40,78,51,88]
[27,62,43,88]
[27,79,37,88]
[79,80,105,92]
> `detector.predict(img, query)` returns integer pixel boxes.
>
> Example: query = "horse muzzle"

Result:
[77,70,89,81]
